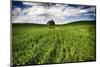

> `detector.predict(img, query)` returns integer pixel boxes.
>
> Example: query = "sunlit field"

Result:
[12,21,96,66]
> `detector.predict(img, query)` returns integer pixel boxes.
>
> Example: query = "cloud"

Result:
[23,2,36,6]
[12,7,22,16]
[12,2,96,24]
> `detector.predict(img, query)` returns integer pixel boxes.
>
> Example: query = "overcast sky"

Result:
[12,1,96,24]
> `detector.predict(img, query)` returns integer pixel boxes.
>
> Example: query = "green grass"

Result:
[12,21,96,66]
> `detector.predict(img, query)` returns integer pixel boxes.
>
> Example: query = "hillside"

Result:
[12,21,96,66]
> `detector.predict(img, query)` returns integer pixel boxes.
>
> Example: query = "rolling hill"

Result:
[12,20,96,66]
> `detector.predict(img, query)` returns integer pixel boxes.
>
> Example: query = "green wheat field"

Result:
[12,21,96,66]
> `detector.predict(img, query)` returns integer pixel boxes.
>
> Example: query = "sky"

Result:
[12,1,96,24]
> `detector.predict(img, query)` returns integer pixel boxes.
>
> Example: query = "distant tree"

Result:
[47,20,55,28]
[47,20,55,29]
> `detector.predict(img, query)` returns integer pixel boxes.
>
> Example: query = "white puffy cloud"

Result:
[23,2,36,6]
[12,2,95,24]
[12,7,22,16]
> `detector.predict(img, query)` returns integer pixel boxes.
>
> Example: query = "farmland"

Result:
[12,21,96,66]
